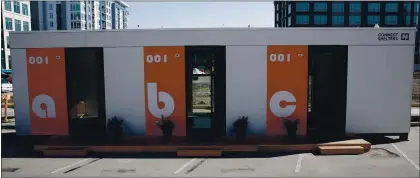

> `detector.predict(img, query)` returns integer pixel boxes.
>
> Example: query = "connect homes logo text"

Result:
[377,33,409,41]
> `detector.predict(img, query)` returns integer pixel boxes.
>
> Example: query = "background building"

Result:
[30,1,128,31]
[274,1,419,27]
[112,1,129,29]
[274,1,420,67]
[1,0,31,70]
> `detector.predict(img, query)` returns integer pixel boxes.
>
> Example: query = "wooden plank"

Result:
[318,146,365,155]
[318,139,371,151]
[43,149,88,157]
[177,150,222,157]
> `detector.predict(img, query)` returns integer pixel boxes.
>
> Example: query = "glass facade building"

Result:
[274,1,420,65]
[274,1,419,27]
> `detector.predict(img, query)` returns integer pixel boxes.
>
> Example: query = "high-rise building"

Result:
[112,1,129,30]
[274,1,420,66]
[30,1,128,31]
[274,1,419,27]
[1,0,31,70]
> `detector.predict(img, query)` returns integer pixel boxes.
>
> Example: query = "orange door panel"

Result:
[266,45,308,136]
[144,46,186,136]
[26,48,69,135]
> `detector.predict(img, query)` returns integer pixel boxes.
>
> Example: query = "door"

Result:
[308,45,348,137]
[65,48,106,141]
[185,46,226,141]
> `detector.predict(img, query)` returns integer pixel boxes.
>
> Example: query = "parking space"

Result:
[1,158,90,177]
[2,127,419,177]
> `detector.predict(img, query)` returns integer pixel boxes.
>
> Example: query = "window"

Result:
[349,16,361,26]
[5,17,13,30]
[296,2,309,12]
[288,4,291,14]
[8,56,12,69]
[332,16,344,25]
[14,19,21,31]
[414,16,419,25]
[406,16,411,25]
[49,4,53,10]
[314,15,327,25]
[415,2,419,13]
[49,21,54,27]
[403,3,411,13]
[385,2,398,12]
[22,3,28,15]
[4,1,12,11]
[6,36,10,48]
[314,2,328,12]
[367,15,380,25]
[368,3,381,12]
[385,16,398,25]
[349,2,361,12]
[13,1,20,13]
[49,13,54,19]
[23,21,29,31]
[332,2,344,12]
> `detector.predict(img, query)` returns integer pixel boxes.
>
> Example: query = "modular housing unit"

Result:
[10,28,415,139]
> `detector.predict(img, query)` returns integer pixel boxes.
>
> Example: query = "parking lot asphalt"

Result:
[2,126,419,177]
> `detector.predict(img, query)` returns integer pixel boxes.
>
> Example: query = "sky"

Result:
[125,2,274,29]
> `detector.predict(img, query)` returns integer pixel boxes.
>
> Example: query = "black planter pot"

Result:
[286,127,297,139]
[162,129,173,142]
[235,128,247,142]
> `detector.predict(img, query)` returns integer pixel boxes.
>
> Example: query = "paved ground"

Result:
[2,126,419,177]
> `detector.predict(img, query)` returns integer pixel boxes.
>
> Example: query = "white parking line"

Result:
[295,154,304,173]
[173,158,197,175]
[50,158,92,174]
[392,143,419,171]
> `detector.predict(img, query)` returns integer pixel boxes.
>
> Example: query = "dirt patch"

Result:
[413,72,420,107]
[368,148,400,158]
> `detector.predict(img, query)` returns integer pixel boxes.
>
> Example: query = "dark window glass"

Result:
[367,15,380,25]
[23,21,30,31]
[349,16,361,26]
[296,15,309,24]
[404,2,411,13]
[415,2,419,13]
[406,16,411,25]
[296,2,309,12]
[414,16,419,25]
[13,1,20,13]
[385,2,398,12]
[4,1,12,11]
[22,3,28,15]
[8,56,12,69]
[332,16,344,26]
[349,2,361,12]
[14,19,21,31]
[368,3,381,12]
[314,15,327,25]
[332,2,344,12]
[314,2,328,12]
[385,16,398,25]
[288,4,291,14]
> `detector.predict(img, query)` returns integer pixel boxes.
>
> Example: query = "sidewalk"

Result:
[1,108,15,118]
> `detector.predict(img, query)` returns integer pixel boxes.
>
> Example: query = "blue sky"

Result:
[125,2,274,29]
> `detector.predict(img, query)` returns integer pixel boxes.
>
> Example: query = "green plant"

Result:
[107,116,124,143]
[156,115,175,142]
[233,116,248,142]
[284,118,299,138]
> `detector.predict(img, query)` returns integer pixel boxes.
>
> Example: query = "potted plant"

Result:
[233,116,248,142]
[107,116,124,143]
[284,118,299,139]
[156,115,175,142]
